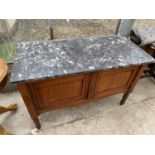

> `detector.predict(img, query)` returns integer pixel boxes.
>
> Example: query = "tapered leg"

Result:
[120,92,130,106]
[120,65,145,106]
[18,84,41,129]
[33,118,41,129]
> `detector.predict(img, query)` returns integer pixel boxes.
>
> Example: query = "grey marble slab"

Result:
[10,35,155,83]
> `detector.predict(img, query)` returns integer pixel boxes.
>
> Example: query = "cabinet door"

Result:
[88,67,137,99]
[28,73,91,112]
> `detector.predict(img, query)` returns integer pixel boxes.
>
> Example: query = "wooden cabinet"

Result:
[18,65,144,129]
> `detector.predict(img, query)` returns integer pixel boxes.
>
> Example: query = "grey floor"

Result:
[0,77,155,135]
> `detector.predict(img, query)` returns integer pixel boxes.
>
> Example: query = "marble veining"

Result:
[10,35,155,83]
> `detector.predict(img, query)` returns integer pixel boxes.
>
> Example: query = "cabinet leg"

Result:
[120,92,130,106]
[33,118,41,129]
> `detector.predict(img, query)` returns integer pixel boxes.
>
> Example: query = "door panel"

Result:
[89,67,137,98]
[97,70,132,92]
[29,73,90,110]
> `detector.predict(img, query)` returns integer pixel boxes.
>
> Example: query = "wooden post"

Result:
[48,19,54,40]
[116,19,135,38]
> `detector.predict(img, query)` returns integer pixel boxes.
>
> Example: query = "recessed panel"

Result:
[97,70,133,92]
[37,80,83,105]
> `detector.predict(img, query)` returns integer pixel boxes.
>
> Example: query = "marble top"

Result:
[10,35,155,83]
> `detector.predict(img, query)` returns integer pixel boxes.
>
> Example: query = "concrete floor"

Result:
[0,77,155,135]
